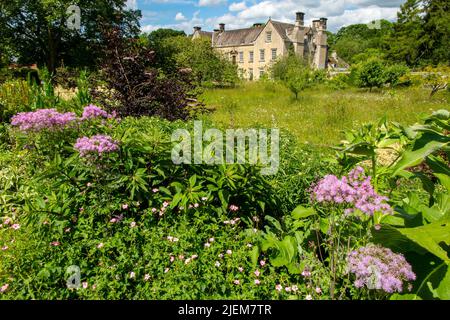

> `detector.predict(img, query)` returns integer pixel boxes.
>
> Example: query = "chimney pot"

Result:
[193,26,201,32]
[296,12,305,26]
[320,17,328,30]
[219,23,225,32]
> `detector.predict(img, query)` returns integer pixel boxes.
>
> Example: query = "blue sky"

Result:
[126,0,405,34]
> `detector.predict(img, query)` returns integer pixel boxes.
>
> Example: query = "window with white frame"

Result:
[249,51,254,62]
[259,49,265,62]
[266,31,272,42]
[239,51,244,63]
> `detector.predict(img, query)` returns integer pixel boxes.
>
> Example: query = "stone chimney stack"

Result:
[219,23,225,32]
[312,19,320,30]
[295,12,305,27]
[293,12,306,59]
[320,18,328,30]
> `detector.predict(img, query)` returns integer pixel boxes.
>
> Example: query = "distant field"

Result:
[201,82,449,147]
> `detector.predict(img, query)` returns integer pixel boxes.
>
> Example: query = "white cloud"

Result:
[198,0,227,7]
[142,0,402,34]
[175,12,187,21]
[141,10,205,34]
[229,1,247,12]
[125,0,138,10]
[326,6,399,30]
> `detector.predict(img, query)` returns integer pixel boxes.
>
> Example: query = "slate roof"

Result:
[198,31,213,39]
[213,26,264,47]
[211,20,310,47]
[271,20,295,40]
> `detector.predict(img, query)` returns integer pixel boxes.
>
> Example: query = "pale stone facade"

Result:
[192,12,328,80]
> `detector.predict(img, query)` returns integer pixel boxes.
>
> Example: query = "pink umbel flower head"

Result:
[347,244,416,293]
[74,135,119,158]
[11,109,77,132]
[311,167,392,216]
[81,105,113,120]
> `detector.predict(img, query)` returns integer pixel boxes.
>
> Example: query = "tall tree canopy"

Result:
[330,0,449,67]
[0,0,141,73]
[330,20,394,64]
[143,28,187,75]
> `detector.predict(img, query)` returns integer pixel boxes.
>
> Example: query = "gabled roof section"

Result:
[270,20,295,40]
[198,31,213,39]
[214,26,264,47]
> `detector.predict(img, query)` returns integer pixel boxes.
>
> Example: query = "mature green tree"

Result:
[162,36,238,86]
[387,0,449,66]
[0,0,141,73]
[330,20,393,63]
[271,54,315,99]
[420,0,450,65]
[354,59,386,91]
[386,0,424,66]
[145,28,186,75]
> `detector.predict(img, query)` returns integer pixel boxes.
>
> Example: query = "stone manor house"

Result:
[192,12,328,80]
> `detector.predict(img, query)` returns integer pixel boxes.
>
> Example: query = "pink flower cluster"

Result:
[311,167,392,216]
[74,135,119,158]
[347,244,416,293]
[81,105,115,120]
[11,109,77,132]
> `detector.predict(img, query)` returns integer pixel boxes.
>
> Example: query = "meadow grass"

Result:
[201,81,449,147]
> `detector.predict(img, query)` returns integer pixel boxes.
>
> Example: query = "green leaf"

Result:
[389,293,422,300]
[433,265,450,299]
[320,218,329,234]
[398,220,450,262]
[292,205,316,219]
[265,216,283,233]
[250,246,260,266]
[434,173,450,193]
[393,140,448,176]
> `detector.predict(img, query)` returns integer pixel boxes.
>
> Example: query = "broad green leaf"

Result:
[433,265,450,300]
[292,205,316,219]
[389,293,422,300]
[399,221,450,262]
[393,140,448,176]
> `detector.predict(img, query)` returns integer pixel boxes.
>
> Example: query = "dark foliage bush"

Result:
[92,27,204,121]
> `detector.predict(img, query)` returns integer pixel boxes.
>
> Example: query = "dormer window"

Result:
[266,31,272,42]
